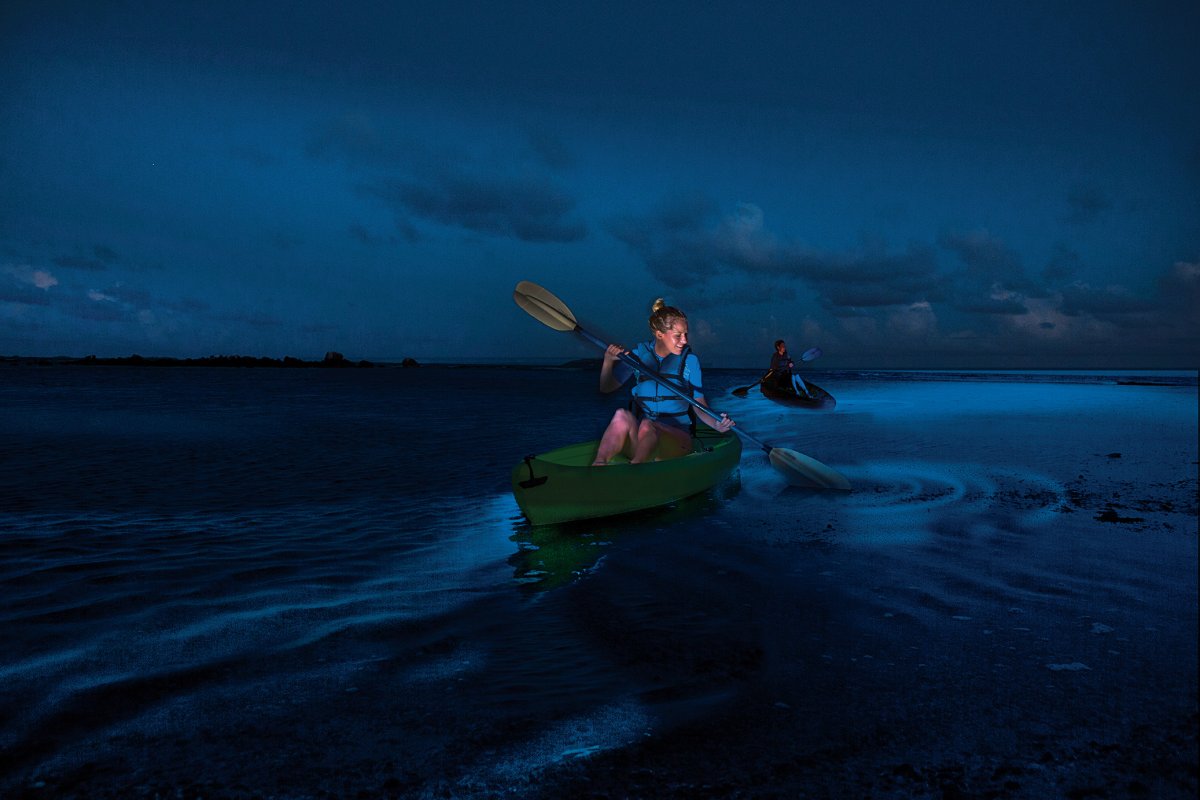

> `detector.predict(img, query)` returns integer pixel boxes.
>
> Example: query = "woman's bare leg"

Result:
[629,419,660,464]
[630,420,693,463]
[592,409,637,465]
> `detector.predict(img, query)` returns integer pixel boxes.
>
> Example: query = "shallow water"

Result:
[1,365,1196,797]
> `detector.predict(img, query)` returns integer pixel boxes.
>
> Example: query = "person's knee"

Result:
[637,420,658,439]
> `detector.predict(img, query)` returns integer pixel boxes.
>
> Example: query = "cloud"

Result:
[53,246,116,271]
[1058,282,1155,326]
[953,285,1029,315]
[1043,244,1082,283]
[348,223,401,246]
[166,297,210,314]
[1157,260,1200,313]
[940,229,1041,295]
[52,255,106,271]
[217,311,283,328]
[527,129,574,171]
[1063,183,1113,225]
[73,296,128,322]
[311,114,586,243]
[607,196,724,288]
[886,301,939,339]
[609,199,946,308]
[306,114,408,168]
[806,246,946,310]
[55,281,153,323]
[2,265,59,297]
[362,172,586,243]
[680,279,797,310]
[608,199,1195,363]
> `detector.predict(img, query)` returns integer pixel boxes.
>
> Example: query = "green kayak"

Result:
[511,427,742,525]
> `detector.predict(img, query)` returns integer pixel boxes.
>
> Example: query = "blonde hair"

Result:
[648,298,686,333]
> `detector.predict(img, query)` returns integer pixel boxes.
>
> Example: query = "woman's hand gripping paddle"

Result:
[513,281,851,490]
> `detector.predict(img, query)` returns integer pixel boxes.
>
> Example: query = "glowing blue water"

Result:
[0,366,1195,796]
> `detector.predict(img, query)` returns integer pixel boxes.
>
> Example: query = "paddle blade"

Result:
[768,447,852,490]
[513,281,579,332]
[800,347,822,362]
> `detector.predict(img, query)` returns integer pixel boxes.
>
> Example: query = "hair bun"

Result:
[651,298,666,312]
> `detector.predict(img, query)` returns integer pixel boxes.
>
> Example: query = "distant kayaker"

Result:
[767,339,812,397]
[592,299,735,466]
[770,339,795,376]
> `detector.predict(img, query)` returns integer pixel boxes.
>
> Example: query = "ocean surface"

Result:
[1,365,1196,798]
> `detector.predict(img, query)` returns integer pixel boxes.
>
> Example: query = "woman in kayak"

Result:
[767,339,811,397]
[592,299,735,466]
[769,339,794,380]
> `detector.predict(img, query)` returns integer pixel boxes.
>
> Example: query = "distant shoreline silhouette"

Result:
[0,354,602,370]
[0,352,391,369]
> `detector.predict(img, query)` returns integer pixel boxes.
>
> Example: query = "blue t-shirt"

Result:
[620,341,702,425]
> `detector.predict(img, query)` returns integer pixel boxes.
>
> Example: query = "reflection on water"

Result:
[507,475,742,592]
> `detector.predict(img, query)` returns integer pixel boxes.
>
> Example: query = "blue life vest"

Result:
[628,341,700,428]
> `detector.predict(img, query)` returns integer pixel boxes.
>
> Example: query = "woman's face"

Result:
[655,320,689,355]
[776,342,786,354]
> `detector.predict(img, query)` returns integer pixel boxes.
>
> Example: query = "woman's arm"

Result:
[599,344,629,393]
[693,394,735,432]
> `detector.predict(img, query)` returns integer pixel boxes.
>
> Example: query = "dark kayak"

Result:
[760,378,836,409]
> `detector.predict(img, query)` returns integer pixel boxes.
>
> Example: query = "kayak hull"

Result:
[511,428,742,526]
[761,379,836,409]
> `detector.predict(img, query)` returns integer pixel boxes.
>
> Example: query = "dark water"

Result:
[1,366,1196,798]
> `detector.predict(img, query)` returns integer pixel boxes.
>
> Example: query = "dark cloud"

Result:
[609,201,1192,355]
[104,285,152,307]
[1058,282,1155,324]
[610,199,945,308]
[363,173,586,243]
[299,322,339,334]
[1043,243,1082,283]
[607,197,724,288]
[348,224,375,245]
[348,222,418,245]
[940,230,1041,294]
[305,115,409,168]
[527,130,574,171]
[72,299,128,322]
[166,297,210,314]
[1156,260,1200,317]
[0,284,52,306]
[93,245,119,263]
[1063,183,1113,224]
[49,282,154,324]
[953,296,1029,315]
[217,311,283,328]
[678,279,797,310]
[53,255,107,271]
[803,246,945,309]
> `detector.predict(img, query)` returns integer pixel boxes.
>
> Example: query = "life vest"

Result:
[628,342,697,428]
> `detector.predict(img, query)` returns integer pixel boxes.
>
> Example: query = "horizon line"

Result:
[2,353,1196,375]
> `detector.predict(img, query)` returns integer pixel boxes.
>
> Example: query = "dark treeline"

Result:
[0,352,422,368]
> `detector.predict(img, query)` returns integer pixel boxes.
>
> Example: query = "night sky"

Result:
[2,1,1197,368]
